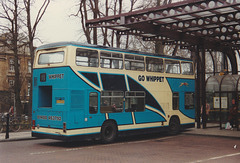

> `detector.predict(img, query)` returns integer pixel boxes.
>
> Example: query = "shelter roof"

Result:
[86,0,240,51]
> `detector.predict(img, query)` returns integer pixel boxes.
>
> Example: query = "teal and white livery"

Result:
[32,42,195,143]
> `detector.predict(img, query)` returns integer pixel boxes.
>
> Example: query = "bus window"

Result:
[185,92,194,109]
[38,51,64,65]
[100,91,124,113]
[100,52,123,69]
[146,57,164,72]
[76,48,98,67]
[89,92,98,114]
[181,62,194,75]
[125,55,144,71]
[165,60,181,74]
[173,92,179,110]
[125,91,145,112]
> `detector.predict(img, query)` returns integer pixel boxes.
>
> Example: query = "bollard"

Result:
[5,113,9,139]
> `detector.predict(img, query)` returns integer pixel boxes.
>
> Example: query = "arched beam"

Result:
[223,48,238,74]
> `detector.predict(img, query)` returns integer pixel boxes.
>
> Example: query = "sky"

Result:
[31,0,177,47]
[32,0,81,46]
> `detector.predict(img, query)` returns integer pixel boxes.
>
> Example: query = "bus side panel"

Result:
[166,78,195,120]
[134,109,166,124]
[67,68,105,131]
[108,112,133,125]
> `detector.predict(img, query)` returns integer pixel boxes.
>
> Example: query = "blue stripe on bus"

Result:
[134,108,166,124]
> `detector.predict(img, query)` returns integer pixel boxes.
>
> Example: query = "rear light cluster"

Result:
[63,122,66,133]
[32,120,67,133]
[32,120,35,130]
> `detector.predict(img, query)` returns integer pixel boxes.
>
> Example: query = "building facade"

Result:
[0,42,31,115]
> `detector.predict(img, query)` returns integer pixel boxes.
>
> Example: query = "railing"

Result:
[0,113,31,133]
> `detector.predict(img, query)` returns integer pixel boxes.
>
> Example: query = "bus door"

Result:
[87,91,100,127]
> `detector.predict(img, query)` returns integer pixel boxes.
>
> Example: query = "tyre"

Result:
[101,121,117,143]
[169,117,181,135]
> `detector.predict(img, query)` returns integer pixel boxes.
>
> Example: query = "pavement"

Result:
[0,123,239,142]
[183,123,240,139]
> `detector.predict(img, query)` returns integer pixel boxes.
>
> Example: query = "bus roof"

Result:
[36,41,192,61]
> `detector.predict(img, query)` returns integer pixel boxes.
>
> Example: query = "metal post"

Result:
[196,46,201,129]
[219,76,224,130]
[5,113,9,139]
[201,48,206,129]
[236,76,240,131]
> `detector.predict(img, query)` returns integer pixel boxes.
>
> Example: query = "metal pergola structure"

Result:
[86,0,240,129]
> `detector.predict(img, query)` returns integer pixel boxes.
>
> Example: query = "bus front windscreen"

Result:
[38,51,64,64]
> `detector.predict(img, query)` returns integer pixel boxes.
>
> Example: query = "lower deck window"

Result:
[100,91,124,113]
[89,92,98,114]
[125,91,145,112]
[185,92,194,109]
[173,92,179,110]
[39,86,52,108]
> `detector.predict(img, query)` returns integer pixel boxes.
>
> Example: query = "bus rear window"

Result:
[38,51,64,64]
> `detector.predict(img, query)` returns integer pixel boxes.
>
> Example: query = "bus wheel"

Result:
[101,121,117,143]
[169,117,180,135]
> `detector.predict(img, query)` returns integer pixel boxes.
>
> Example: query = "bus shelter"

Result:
[206,75,240,130]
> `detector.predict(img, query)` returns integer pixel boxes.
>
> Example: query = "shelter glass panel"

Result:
[221,75,238,92]
[206,76,220,92]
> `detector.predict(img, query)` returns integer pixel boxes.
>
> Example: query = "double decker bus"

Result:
[32,42,195,143]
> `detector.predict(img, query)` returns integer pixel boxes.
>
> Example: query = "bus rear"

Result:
[32,45,70,140]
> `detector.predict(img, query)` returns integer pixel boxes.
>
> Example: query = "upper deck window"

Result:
[38,51,64,64]
[181,62,194,75]
[165,60,181,74]
[100,52,123,69]
[125,54,144,71]
[76,48,98,67]
[146,57,164,73]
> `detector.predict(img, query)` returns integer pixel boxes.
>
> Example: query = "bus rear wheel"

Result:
[169,117,180,135]
[101,121,117,143]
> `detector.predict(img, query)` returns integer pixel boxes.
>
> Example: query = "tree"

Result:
[0,0,50,115]
[23,0,50,110]
[75,0,146,48]
[0,0,23,115]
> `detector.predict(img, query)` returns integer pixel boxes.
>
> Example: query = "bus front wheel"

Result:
[101,121,117,143]
[169,117,180,135]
